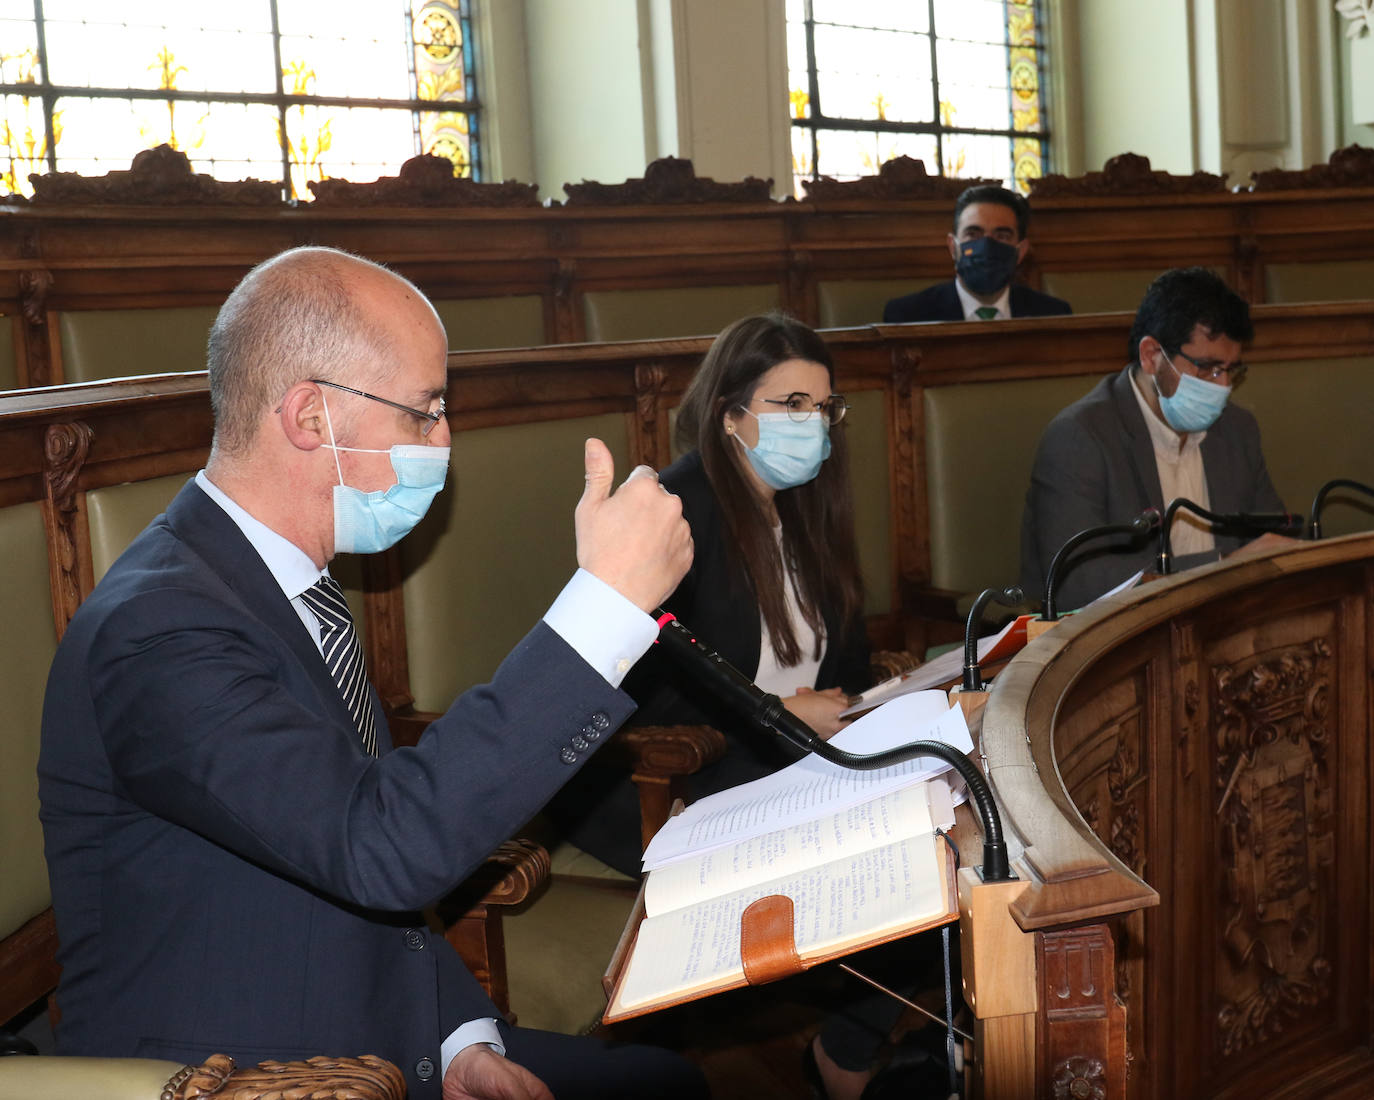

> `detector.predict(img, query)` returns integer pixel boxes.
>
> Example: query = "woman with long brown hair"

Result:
[554,311,869,872]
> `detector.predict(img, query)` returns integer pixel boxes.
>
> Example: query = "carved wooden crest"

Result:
[29,145,282,206]
[1029,152,1227,198]
[1211,638,1334,1057]
[801,155,992,202]
[562,156,772,205]
[308,154,539,207]
[1251,143,1374,191]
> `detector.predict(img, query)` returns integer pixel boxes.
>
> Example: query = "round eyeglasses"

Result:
[312,379,447,436]
[758,392,850,425]
[1167,349,1248,385]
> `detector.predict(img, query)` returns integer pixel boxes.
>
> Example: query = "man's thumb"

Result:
[581,437,614,505]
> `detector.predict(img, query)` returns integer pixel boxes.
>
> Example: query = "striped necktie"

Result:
[300,576,379,756]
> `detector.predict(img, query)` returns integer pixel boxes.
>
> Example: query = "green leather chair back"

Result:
[0,315,16,391]
[0,502,59,940]
[923,373,1107,594]
[0,1056,188,1100]
[817,279,932,328]
[433,296,546,350]
[88,473,369,644]
[59,307,217,383]
[1264,262,1374,304]
[1231,356,1374,536]
[845,390,891,615]
[399,413,629,712]
[87,475,189,583]
[1041,269,1163,315]
[583,285,780,342]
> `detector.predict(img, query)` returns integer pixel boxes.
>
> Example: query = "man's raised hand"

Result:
[576,438,692,612]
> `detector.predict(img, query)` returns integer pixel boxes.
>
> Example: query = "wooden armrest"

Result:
[604,723,726,778]
[599,724,727,851]
[433,840,551,1024]
[870,648,921,682]
[169,1053,405,1100]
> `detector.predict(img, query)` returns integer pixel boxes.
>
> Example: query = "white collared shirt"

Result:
[955,279,1011,321]
[194,470,657,1075]
[1128,375,1216,557]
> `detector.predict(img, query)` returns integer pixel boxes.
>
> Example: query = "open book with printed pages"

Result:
[601,693,970,1023]
[838,568,1147,719]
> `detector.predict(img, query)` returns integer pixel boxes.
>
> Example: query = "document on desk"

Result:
[640,691,971,871]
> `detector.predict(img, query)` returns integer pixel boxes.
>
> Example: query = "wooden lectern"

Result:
[964,533,1374,1098]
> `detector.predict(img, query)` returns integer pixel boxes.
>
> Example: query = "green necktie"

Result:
[974,306,999,320]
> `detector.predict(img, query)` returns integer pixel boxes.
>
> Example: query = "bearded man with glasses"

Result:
[1020,266,1286,611]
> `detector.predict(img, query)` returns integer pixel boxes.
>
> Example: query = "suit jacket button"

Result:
[416,1057,435,1081]
[571,734,589,751]
[589,711,610,731]
[581,724,601,742]
[404,928,426,951]
[560,746,578,764]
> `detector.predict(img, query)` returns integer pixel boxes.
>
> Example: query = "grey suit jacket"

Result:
[39,480,634,1097]
[1019,366,1285,611]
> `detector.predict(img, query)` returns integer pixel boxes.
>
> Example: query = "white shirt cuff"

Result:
[441,1018,505,1079]
[543,568,659,688]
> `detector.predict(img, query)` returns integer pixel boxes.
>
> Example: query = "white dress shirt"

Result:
[1128,376,1216,557]
[955,279,1011,320]
[195,470,657,1076]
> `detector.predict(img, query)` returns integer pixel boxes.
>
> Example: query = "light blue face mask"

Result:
[321,394,450,554]
[1155,350,1231,433]
[734,410,831,491]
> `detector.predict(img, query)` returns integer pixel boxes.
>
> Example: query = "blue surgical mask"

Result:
[955,235,1020,296]
[734,410,831,490]
[1155,350,1231,433]
[321,394,450,554]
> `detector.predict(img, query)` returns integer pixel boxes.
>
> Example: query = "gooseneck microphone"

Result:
[961,586,1023,691]
[1156,498,1301,574]
[1308,479,1374,539]
[1043,509,1159,622]
[651,611,1013,881]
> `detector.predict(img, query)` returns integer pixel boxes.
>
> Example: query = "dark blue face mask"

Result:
[954,235,1020,296]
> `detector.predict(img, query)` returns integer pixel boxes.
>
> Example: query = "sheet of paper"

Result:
[839,618,1031,718]
[642,695,971,870]
[616,833,949,1013]
[643,780,954,918]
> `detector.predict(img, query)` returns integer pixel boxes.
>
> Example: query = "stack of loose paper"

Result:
[603,692,972,1022]
[839,569,1146,719]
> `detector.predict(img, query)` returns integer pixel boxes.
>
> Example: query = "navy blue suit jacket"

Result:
[882,280,1072,323]
[39,480,634,1096]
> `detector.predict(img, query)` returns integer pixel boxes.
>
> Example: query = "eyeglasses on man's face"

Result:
[1167,349,1248,386]
[757,391,850,426]
[312,379,447,436]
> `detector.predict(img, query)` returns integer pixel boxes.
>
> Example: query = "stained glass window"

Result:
[0,0,479,199]
[786,0,1049,196]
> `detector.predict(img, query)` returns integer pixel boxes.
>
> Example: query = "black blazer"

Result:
[883,280,1072,323]
[552,451,870,874]
[39,480,634,1096]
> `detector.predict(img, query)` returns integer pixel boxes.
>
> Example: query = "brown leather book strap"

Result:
[739,894,802,985]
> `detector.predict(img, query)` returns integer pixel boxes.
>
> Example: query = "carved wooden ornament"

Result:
[1030,152,1228,198]
[562,157,772,205]
[29,145,282,206]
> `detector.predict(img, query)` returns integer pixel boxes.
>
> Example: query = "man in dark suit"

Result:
[1019,267,1285,612]
[38,247,703,1100]
[883,184,1072,323]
